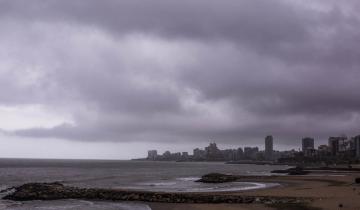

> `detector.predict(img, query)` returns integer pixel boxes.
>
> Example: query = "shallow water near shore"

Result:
[0,159,287,209]
[0,199,152,210]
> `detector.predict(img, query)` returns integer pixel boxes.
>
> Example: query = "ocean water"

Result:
[0,159,287,209]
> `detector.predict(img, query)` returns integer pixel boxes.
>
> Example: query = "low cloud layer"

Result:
[1,0,360,149]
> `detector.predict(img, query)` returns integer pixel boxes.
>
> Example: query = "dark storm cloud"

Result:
[2,0,358,66]
[0,0,306,42]
[1,0,360,146]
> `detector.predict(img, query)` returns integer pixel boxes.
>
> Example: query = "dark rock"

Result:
[355,177,360,184]
[3,182,67,201]
[196,173,238,183]
[271,167,309,175]
[270,169,290,174]
[4,182,309,205]
[288,170,309,175]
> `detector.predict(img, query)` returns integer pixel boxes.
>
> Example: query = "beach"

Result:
[4,171,360,210]
[1,160,360,209]
[149,203,271,210]
[149,172,360,210]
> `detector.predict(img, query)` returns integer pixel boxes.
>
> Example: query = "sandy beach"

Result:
[149,203,272,210]
[149,172,360,210]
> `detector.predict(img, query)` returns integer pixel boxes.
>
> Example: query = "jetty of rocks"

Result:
[3,182,308,204]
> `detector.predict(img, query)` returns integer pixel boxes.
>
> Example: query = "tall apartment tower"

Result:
[265,135,273,160]
[328,136,347,156]
[147,150,158,160]
[302,137,314,152]
[354,135,360,158]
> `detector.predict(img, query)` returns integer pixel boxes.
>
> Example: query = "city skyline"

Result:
[141,135,353,156]
[144,134,360,165]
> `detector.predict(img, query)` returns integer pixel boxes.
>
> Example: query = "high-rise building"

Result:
[317,145,329,158]
[193,148,205,160]
[236,147,244,160]
[205,143,222,160]
[181,152,189,160]
[163,151,171,159]
[147,150,158,160]
[328,136,347,156]
[172,152,182,161]
[302,137,314,152]
[354,135,360,158]
[265,135,273,160]
[244,147,259,160]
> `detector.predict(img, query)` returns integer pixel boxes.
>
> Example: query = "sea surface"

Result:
[0,159,288,210]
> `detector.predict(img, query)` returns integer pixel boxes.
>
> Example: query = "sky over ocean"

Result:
[0,0,360,159]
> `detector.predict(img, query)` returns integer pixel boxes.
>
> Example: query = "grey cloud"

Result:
[0,0,360,147]
[0,0,307,49]
[2,0,358,67]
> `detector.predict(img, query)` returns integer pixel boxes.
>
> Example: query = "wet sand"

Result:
[149,203,272,210]
[239,174,360,210]
[150,172,360,210]
[4,169,360,210]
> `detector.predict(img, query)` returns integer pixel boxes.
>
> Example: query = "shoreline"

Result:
[121,181,281,193]
[2,170,360,210]
[3,182,307,204]
[147,172,360,210]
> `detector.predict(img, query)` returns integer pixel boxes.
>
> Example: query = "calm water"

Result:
[0,159,288,210]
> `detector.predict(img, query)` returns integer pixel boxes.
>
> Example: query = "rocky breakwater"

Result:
[3,182,308,204]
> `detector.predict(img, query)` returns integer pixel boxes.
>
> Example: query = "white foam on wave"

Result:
[176,177,200,181]
[125,178,280,193]
[139,181,177,186]
[0,185,16,200]
[185,182,280,192]
[77,200,94,206]
[240,182,267,190]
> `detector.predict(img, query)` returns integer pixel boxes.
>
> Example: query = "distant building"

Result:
[265,135,273,160]
[302,137,314,152]
[181,152,189,160]
[205,143,222,160]
[147,150,158,160]
[314,145,328,160]
[222,149,237,161]
[172,152,182,161]
[193,148,206,160]
[328,136,347,156]
[318,145,328,151]
[354,135,360,158]
[163,151,171,160]
[236,147,244,160]
[244,147,259,160]
[145,134,360,163]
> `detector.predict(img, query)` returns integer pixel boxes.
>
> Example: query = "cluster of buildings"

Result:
[146,135,276,162]
[280,135,360,164]
[146,134,360,164]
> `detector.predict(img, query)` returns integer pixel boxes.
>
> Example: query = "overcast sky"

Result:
[0,0,359,159]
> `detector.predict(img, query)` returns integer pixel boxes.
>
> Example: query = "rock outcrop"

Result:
[355,177,360,184]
